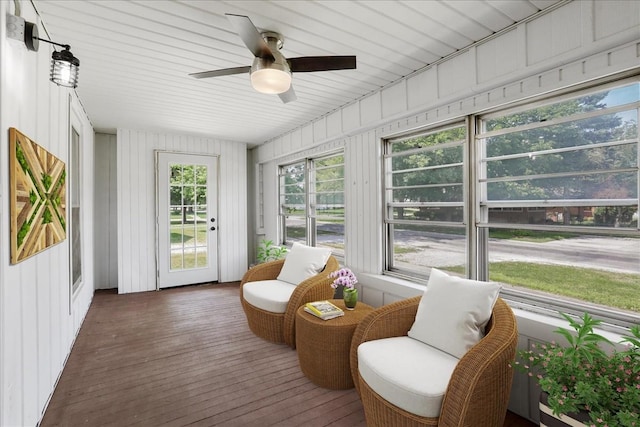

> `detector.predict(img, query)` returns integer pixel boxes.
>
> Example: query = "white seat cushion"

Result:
[358,336,459,418]
[242,280,297,313]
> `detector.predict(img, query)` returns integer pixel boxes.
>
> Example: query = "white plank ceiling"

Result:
[33,0,563,146]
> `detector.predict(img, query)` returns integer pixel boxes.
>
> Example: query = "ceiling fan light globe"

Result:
[251,68,291,94]
[250,55,291,94]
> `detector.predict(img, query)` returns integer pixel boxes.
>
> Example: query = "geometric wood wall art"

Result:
[9,127,66,264]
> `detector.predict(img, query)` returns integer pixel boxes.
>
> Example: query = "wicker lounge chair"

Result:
[240,255,339,348]
[349,296,518,427]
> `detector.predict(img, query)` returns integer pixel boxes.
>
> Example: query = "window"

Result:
[279,161,307,245]
[311,153,345,256]
[477,81,639,327]
[279,152,345,257]
[70,126,82,293]
[382,80,639,328]
[255,163,264,232]
[384,123,468,278]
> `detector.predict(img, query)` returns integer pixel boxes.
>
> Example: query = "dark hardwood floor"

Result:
[41,283,536,426]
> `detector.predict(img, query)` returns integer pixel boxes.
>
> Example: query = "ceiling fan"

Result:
[189,14,357,103]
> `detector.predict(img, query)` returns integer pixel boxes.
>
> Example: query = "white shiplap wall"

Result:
[255,0,640,283]
[251,1,639,422]
[0,2,95,426]
[94,133,118,289]
[116,130,248,294]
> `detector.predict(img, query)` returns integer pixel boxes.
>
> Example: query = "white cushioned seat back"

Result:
[243,280,297,313]
[407,268,501,359]
[277,242,332,285]
[358,336,459,418]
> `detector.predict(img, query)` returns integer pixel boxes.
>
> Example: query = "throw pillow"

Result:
[407,268,501,359]
[276,242,331,285]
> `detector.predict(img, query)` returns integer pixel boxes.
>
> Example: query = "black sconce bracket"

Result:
[6,13,79,88]
[6,13,70,53]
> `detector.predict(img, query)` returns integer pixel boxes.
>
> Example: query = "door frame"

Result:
[154,150,220,290]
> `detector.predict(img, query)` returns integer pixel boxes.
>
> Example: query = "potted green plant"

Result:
[515,313,640,427]
[256,239,288,264]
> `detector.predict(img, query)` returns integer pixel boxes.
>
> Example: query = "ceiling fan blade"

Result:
[288,56,356,72]
[278,86,297,104]
[225,13,275,61]
[189,66,251,79]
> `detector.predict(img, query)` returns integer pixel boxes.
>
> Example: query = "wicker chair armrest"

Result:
[282,256,340,347]
[349,296,421,394]
[438,298,519,427]
[240,259,285,286]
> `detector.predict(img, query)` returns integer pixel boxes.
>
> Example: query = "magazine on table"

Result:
[304,300,344,320]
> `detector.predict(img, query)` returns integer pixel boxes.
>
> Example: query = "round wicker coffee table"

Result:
[295,299,374,389]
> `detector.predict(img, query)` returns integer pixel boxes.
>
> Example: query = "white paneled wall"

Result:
[344,131,382,274]
[250,1,639,422]
[0,2,95,426]
[116,130,247,294]
[254,0,640,283]
[94,133,118,289]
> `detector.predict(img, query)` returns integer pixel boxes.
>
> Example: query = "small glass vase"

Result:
[343,288,358,310]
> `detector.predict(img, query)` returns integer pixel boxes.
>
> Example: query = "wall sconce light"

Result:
[44,43,80,88]
[6,13,80,88]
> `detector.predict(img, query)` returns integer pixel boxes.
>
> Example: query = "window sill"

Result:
[357,272,629,343]
[358,272,425,299]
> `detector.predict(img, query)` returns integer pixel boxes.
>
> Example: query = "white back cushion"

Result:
[407,268,501,359]
[276,242,331,285]
[358,336,459,418]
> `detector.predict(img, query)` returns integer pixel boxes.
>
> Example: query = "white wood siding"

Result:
[116,130,247,294]
[249,2,639,422]
[94,133,118,289]
[0,2,95,426]
[253,0,640,281]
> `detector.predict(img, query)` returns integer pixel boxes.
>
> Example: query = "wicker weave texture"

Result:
[239,256,339,348]
[241,299,287,344]
[296,300,374,389]
[351,297,518,427]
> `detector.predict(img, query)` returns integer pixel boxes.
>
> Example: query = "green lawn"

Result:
[171,251,207,270]
[395,245,421,254]
[444,262,640,312]
[488,229,579,243]
[285,227,306,239]
[170,224,207,244]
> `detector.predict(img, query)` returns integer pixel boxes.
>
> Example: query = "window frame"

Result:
[383,120,469,279]
[381,77,639,329]
[474,78,639,329]
[278,150,346,258]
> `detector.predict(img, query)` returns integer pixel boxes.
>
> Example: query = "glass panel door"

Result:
[157,152,218,288]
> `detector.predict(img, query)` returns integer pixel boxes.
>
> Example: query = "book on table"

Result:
[304,300,344,320]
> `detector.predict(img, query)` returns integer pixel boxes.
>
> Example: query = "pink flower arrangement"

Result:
[329,267,357,290]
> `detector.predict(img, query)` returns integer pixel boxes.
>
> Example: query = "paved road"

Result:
[315,223,639,274]
[394,231,639,275]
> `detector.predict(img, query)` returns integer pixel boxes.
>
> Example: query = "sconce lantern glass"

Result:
[50,47,80,88]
